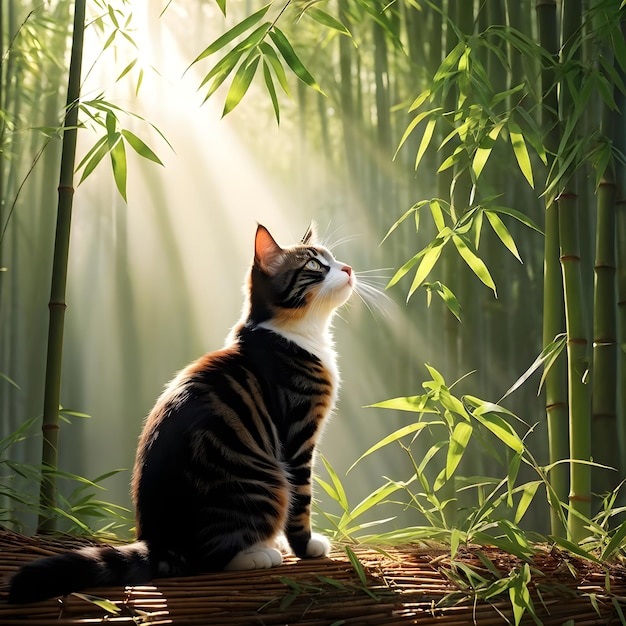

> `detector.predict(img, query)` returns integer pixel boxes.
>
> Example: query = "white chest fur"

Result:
[259,320,340,407]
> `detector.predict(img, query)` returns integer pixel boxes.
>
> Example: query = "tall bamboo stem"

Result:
[592,166,618,495]
[559,0,592,542]
[591,30,619,496]
[613,20,626,476]
[38,0,87,533]
[537,0,568,538]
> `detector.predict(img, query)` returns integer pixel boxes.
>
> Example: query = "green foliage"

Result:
[188,1,350,121]
[383,198,541,306]
[315,364,626,623]
[0,415,132,537]
[76,98,169,202]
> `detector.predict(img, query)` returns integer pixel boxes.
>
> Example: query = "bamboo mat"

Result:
[0,529,624,625]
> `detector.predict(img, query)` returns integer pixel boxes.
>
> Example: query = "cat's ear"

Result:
[255,224,284,274]
[301,222,317,245]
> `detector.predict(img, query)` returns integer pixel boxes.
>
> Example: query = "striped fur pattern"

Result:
[8,223,354,603]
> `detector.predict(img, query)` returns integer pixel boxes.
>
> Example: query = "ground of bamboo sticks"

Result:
[0,529,624,625]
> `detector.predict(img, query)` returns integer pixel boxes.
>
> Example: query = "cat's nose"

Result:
[341,265,352,276]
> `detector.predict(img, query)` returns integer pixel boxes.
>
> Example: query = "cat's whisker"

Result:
[355,267,394,274]
[352,272,396,319]
[326,234,358,250]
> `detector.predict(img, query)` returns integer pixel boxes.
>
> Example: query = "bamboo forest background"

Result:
[1,0,625,541]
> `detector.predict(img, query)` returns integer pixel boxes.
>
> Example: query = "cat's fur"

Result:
[8,224,354,603]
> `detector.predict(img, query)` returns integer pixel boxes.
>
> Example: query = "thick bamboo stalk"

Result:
[537,0,569,538]
[38,0,87,533]
[558,0,593,543]
[591,150,619,495]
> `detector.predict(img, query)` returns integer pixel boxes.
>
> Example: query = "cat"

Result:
[8,223,355,603]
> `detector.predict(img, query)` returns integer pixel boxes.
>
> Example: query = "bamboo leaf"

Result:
[366,394,437,413]
[260,42,291,97]
[488,205,543,234]
[394,110,434,161]
[508,564,532,626]
[319,455,349,512]
[72,593,120,614]
[344,546,375,597]
[105,110,116,137]
[348,421,443,471]
[200,48,245,98]
[116,58,137,82]
[549,535,602,564]
[424,281,461,321]
[446,422,473,479]
[472,123,502,181]
[408,89,431,112]
[189,4,271,65]
[484,211,522,262]
[601,519,626,561]
[509,121,534,187]
[408,238,446,299]
[438,145,465,173]
[110,134,127,202]
[223,53,261,116]
[429,200,446,231]
[121,130,163,165]
[269,27,325,95]
[381,202,427,245]
[472,145,492,182]
[305,8,351,37]
[348,483,402,520]
[0,372,20,389]
[414,118,437,171]
[514,481,542,524]
[387,251,422,288]
[452,235,497,296]
[500,333,567,401]
[76,136,109,184]
[473,411,524,454]
[262,61,280,124]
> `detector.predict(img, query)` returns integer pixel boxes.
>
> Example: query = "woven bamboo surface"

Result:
[0,529,624,625]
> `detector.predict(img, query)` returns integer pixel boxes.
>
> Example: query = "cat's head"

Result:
[246,223,354,331]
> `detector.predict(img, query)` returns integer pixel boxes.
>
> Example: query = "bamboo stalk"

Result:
[37,0,87,534]
[592,165,619,496]
[559,0,592,543]
[613,19,626,488]
[537,0,569,538]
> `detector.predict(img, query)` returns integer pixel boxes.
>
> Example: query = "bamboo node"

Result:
[569,494,592,503]
[559,254,581,263]
[57,185,75,194]
[556,191,578,201]
[48,300,68,310]
[546,402,568,411]
[41,424,60,432]
[567,338,587,345]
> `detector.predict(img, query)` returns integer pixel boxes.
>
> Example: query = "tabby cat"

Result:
[8,223,355,603]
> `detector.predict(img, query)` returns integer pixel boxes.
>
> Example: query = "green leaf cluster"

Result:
[76,98,168,202]
[189,2,350,122]
[0,417,132,537]
[384,197,541,308]
[395,28,550,189]
[315,363,626,623]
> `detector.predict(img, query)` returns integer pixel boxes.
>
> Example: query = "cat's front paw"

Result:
[225,546,283,571]
[305,533,331,558]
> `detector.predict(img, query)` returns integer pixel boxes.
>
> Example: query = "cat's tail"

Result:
[7,541,160,603]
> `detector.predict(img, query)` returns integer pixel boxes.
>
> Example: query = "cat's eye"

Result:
[305,259,322,271]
